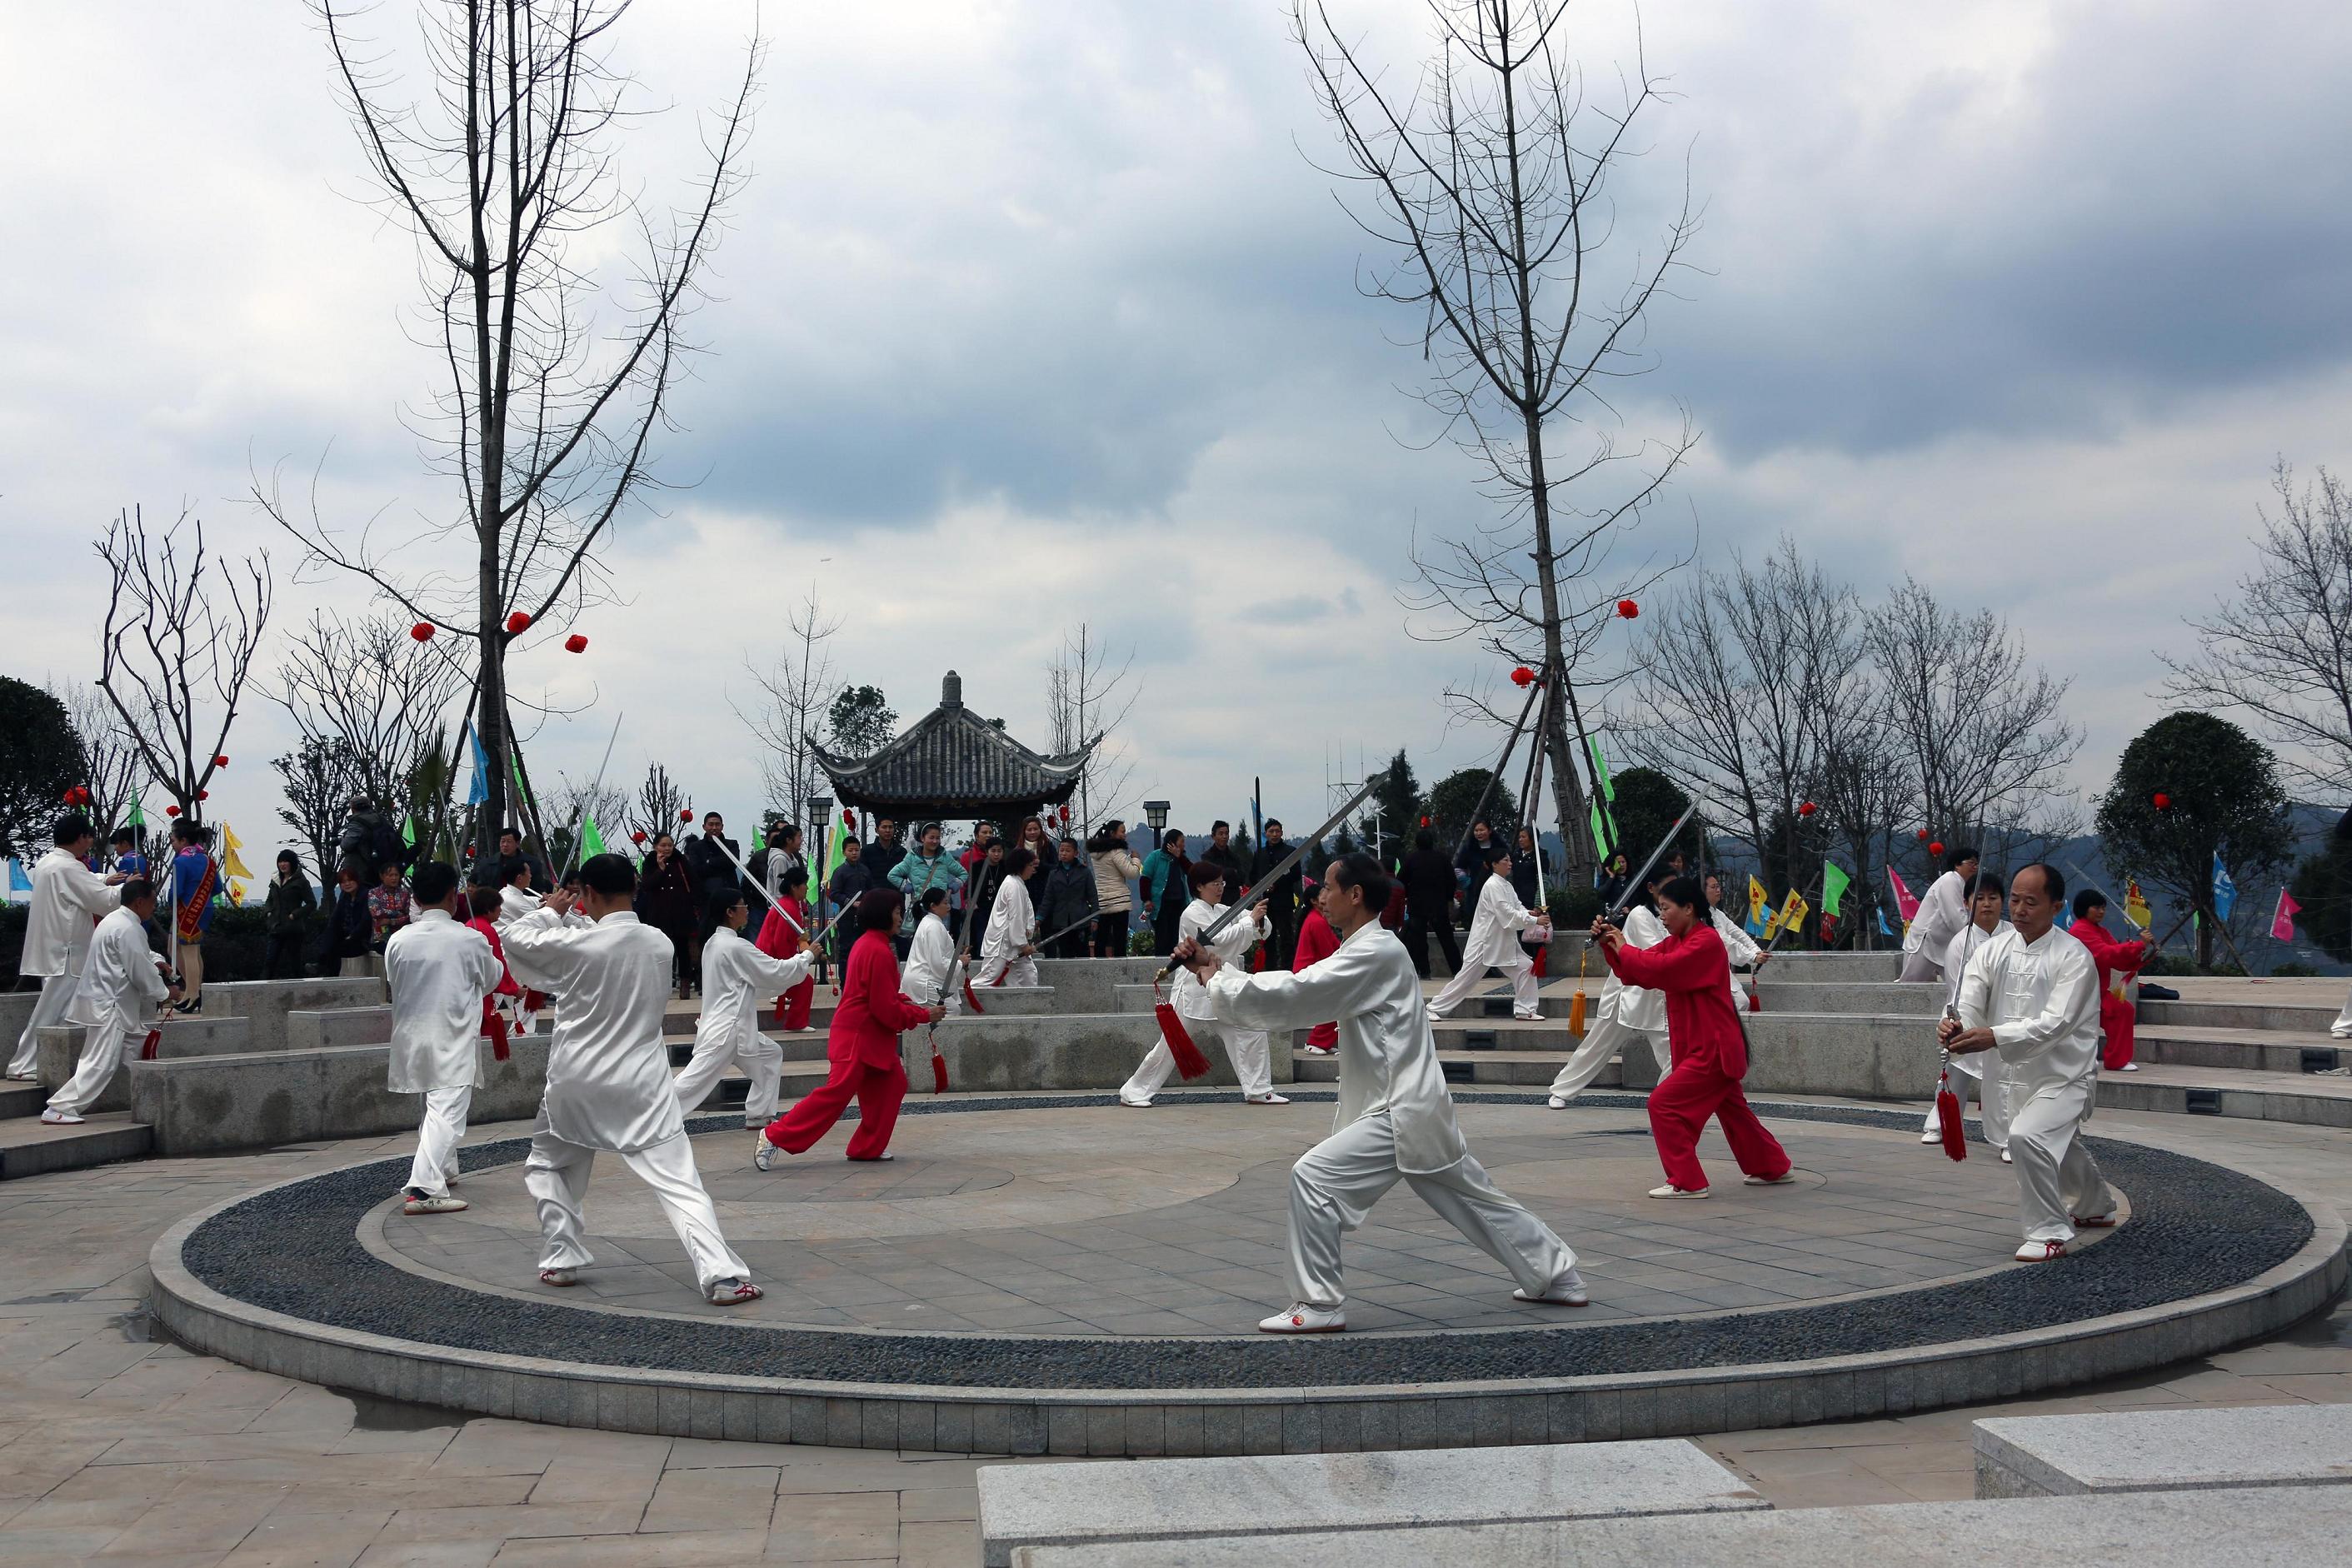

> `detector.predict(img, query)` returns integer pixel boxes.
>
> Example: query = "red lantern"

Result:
[1616,598,1640,619]
[1509,666,1536,687]
[2152,791,2172,810]
[165,805,182,818]
[214,755,229,768]
[680,807,694,823]
[563,633,588,653]
[1797,801,1817,818]
[630,830,647,845]
[410,622,434,642]
[845,809,858,828]
[1915,828,1930,841]
[1419,815,1431,827]
[197,790,209,801]
[505,611,532,634]
[1929,841,1945,857]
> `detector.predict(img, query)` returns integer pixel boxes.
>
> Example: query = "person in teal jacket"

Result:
[886,825,966,948]
[1140,828,1190,956]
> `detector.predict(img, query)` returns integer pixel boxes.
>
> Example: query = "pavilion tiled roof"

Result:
[810,672,1095,817]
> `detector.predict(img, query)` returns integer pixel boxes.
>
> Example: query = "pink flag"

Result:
[2271,888,2302,941]
[1887,866,1920,924]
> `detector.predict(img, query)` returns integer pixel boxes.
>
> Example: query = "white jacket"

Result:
[383,909,504,1094]
[22,848,122,977]
[1209,921,1468,1175]
[67,905,168,1038]
[1955,924,2101,1103]
[1905,869,1968,961]
[498,884,542,925]
[1940,918,2011,1081]
[901,911,957,1005]
[1460,874,1544,972]
[1595,904,1669,1035]
[981,874,1036,965]
[695,925,812,1057]
[502,908,683,1151]
[1174,896,1266,1021]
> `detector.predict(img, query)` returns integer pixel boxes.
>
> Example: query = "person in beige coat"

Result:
[1086,820,1144,957]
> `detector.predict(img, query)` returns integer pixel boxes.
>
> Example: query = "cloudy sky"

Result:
[3,0,2349,865]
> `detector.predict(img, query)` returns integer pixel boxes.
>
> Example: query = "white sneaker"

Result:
[1920,1129,1941,1144]
[39,1108,85,1125]
[1258,1302,1346,1333]
[2014,1240,2066,1263]
[402,1189,468,1215]
[1119,1096,1154,1108]
[1546,1095,1568,1110]
[1426,1008,1452,1022]
[2120,1062,2140,1072]
[1648,1184,1710,1199]
[707,1278,764,1306]
[2000,1148,2013,1164]
[1514,1267,1589,1306]
[1246,1094,1291,1106]
[753,1133,782,1171]
[1743,1171,1796,1186]
[1299,1045,1335,1056]
[539,1266,579,1286]
[1513,1011,1543,1021]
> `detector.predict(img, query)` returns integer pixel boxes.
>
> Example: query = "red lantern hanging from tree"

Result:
[214,755,229,767]
[505,611,532,633]
[1616,598,1640,619]
[1797,801,1817,817]
[1929,841,1945,857]
[1510,665,1536,687]
[680,807,694,823]
[410,622,434,642]
[1915,828,1930,841]
[197,790,209,801]
[563,633,588,653]
[2152,791,2172,810]
[165,805,182,817]
[630,830,647,845]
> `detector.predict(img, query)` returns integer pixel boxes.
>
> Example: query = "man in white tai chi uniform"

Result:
[1940,862,2119,1263]
[676,887,813,1128]
[973,847,1041,990]
[1900,844,1980,983]
[41,879,175,1124]
[383,861,505,1214]
[8,812,126,1082]
[1181,851,1584,1331]
[1122,862,1284,1107]
[502,852,762,1306]
[1545,872,1671,1106]
[1426,842,1551,1021]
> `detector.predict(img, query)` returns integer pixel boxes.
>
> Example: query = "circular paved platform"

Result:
[150,1094,2345,1456]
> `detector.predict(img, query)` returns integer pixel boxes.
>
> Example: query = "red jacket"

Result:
[757,895,811,961]
[831,927,932,1069]
[1293,909,1341,1047]
[1600,921,1748,1079]
[2068,917,2147,996]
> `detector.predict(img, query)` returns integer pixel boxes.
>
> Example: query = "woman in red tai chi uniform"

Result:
[755,888,943,1167]
[1592,875,1795,1200]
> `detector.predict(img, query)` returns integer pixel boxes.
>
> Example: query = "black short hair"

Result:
[775,822,801,843]
[1211,819,1230,833]
[411,861,460,905]
[112,828,137,846]
[1655,873,1711,920]
[1188,860,1226,892]
[1265,818,1282,831]
[2015,861,2065,902]
[855,887,904,931]
[119,876,153,904]
[918,885,950,911]
[1472,816,1491,830]
[1002,846,1036,877]
[52,812,92,846]
[1486,843,1514,867]
[1965,870,2007,900]
[348,796,375,812]
[781,865,810,892]
[707,888,747,926]
[1326,851,1392,913]
[2071,887,2108,921]
[504,856,532,885]
[579,852,637,896]
[498,826,522,844]
[1945,843,1980,873]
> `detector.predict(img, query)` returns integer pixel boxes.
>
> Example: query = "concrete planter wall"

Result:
[129,1036,547,1156]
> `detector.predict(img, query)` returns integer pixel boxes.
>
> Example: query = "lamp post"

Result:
[1143,800,1171,839]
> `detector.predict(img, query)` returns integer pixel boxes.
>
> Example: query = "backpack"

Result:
[369,817,406,875]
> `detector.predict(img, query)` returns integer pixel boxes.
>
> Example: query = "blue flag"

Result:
[467,723,491,807]
[6,858,30,896]
[1877,906,1895,937]
[2211,851,2236,921]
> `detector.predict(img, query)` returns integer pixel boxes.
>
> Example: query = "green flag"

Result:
[1821,861,1851,917]
[1586,737,1615,801]
[510,752,532,808]
[1585,737,1618,852]
[401,814,418,848]
[580,816,607,859]
[125,798,146,828]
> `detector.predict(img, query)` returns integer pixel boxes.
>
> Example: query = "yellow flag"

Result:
[219,821,253,881]
[1748,874,1770,926]
[1778,890,1810,938]
[2124,876,2152,931]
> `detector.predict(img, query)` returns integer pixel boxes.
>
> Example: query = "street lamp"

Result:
[809,795,833,831]
[1143,800,1171,835]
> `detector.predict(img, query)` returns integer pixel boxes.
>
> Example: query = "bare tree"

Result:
[259,1,762,855]
[1046,624,1139,832]
[95,506,274,822]
[274,736,366,876]
[1863,577,2080,858]
[2161,462,2352,792]
[736,587,841,829]
[52,679,152,844]
[1294,0,1700,886]
[544,772,629,870]
[633,762,686,846]
[271,610,467,821]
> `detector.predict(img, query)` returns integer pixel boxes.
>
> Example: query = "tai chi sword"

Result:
[1157,777,1379,985]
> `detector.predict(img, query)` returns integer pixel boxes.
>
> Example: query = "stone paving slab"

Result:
[1007,1484,2352,1567]
[1971,1404,2352,1496]
[976,1440,1764,1565]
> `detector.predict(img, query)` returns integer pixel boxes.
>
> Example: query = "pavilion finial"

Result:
[941,671,963,709]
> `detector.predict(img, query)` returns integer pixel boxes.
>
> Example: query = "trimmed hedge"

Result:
[0,903,276,989]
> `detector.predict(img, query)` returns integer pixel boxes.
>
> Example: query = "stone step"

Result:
[2095,1061,2352,1127]
[1742,979,1946,1016]
[0,1081,45,1120]
[0,1111,153,1181]
[2133,1026,2345,1076]
[1295,1049,1603,1088]
[667,1034,831,1067]
[2136,997,2341,1033]
[1972,1404,2352,1497]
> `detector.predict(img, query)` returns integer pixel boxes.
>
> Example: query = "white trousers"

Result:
[974,952,1039,990]
[673,1024,786,1125]
[2332,981,2352,1039]
[1547,1011,1669,1101]
[2008,1077,2115,1245]
[406,1086,472,1196]
[7,972,77,1080]
[1899,945,1942,984]
[523,1125,748,1293]
[1428,956,1540,1019]
[47,1024,141,1118]
[1121,1018,1273,1102]
[1922,1058,2011,1150]
[1288,1111,1575,1308]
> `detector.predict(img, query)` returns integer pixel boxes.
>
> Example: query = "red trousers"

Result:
[2099,992,2135,1071]
[778,976,815,1032]
[1649,1061,1790,1191]
[764,1055,905,1160]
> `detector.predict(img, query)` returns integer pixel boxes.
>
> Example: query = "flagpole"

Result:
[557,713,625,881]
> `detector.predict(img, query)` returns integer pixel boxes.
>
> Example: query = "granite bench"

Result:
[129,1037,547,1156]
[33,1016,257,1114]
[1973,1404,2352,1497]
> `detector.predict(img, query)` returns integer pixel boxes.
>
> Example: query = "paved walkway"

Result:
[2,1102,2345,1564]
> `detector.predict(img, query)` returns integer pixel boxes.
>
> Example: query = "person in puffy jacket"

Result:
[1087,822,1143,956]
[1036,836,1098,956]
